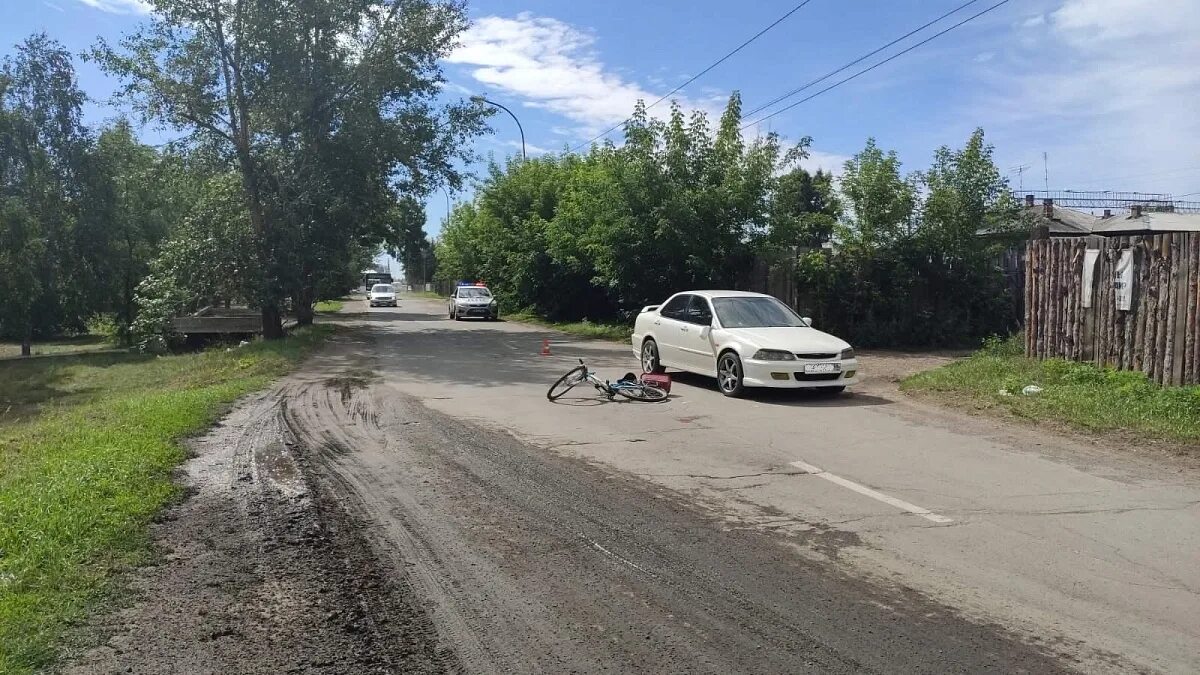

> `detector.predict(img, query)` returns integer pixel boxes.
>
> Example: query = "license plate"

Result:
[803,363,840,374]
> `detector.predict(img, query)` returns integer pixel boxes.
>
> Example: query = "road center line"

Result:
[789,460,953,524]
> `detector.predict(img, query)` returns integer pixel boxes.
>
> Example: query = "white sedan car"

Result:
[367,283,397,307]
[631,291,858,397]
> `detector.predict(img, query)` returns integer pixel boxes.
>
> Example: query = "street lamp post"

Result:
[472,95,526,161]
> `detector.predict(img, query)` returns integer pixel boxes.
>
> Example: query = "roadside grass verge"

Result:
[315,298,346,313]
[0,325,333,674]
[902,336,1200,444]
[0,335,113,360]
[505,310,632,342]
[405,290,444,300]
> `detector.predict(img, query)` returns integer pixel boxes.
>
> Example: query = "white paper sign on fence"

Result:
[1114,248,1135,311]
[1081,248,1100,308]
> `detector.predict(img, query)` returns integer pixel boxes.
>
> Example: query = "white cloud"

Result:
[1020,14,1046,28]
[972,0,1200,193]
[446,13,717,137]
[75,0,151,14]
[799,150,851,176]
[500,139,553,156]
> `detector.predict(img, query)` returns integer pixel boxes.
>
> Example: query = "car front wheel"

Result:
[641,339,665,374]
[716,351,745,397]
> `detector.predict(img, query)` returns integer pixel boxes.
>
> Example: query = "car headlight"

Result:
[489,299,497,306]
[840,348,855,360]
[752,349,795,361]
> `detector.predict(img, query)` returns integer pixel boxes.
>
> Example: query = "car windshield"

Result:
[371,284,393,293]
[457,287,491,298]
[712,297,808,328]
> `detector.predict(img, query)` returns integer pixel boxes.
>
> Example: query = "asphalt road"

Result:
[296,295,1199,673]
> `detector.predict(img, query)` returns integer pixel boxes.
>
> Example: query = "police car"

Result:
[448,282,498,320]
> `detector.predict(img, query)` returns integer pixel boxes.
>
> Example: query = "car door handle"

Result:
[680,327,689,333]
[654,320,661,325]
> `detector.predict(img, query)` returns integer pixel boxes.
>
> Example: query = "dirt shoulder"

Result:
[59,381,456,674]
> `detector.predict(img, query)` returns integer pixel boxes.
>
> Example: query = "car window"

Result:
[371,284,393,293]
[683,296,714,325]
[456,287,491,298]
[712,296,807,328]
[659,294,691,321]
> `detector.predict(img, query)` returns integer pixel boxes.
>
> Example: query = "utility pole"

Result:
[1043,152,1050,192]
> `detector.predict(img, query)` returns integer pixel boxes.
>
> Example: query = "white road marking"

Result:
[788,460,953,524]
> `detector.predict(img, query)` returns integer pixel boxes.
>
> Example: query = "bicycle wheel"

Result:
[614,383,668,402]
[547,365,588,401]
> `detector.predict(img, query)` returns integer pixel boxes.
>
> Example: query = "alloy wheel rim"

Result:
[718,355,738,391]
[642,343,657,371]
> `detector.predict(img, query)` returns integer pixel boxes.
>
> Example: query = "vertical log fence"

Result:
[1025,232,1200,386]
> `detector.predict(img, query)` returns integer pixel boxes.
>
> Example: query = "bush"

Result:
[84,314,121,344]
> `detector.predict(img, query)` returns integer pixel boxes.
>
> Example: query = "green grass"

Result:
[505,310,633,342]
[0,335,114,360]
[0,326,333,673]
[314,298,345,313]
[902,336,1200,444]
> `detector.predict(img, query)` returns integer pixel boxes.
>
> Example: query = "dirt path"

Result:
[61,334,456,674]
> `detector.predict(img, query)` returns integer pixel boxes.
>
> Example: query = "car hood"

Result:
[457,298,492,304]
[721,326,850,354]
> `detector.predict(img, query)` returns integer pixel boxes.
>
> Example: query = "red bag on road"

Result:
[640,373,671,393]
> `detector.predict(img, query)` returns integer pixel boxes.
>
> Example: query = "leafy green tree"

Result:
[0,34,88,353]
[839,138,916,248]
[80,119,184,342]
[766,168,839,250]
[94,0,486,338]
[437,93,808,320]
[132,172,257,346]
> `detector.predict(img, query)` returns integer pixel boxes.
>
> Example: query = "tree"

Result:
[839,138,916,248]
[0,34,88,354]
[132,172,258,346]
[94,0,486,338]
[766,168,839,251]
[81,119,183,342]
[437,93,808,320]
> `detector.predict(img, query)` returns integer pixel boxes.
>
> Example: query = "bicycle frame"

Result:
[578,363,642,398]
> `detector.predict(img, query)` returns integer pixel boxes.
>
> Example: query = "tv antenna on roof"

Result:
[1009,164,1031,192]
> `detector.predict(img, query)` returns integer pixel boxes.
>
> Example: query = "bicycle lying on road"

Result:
[547,359,668,402]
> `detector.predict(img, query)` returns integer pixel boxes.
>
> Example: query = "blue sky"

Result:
[5,0,1199,251]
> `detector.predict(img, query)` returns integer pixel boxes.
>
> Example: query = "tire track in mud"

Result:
[63,384,458,675]
[280,376,1073,674]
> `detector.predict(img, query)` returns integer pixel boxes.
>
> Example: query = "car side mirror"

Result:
[802,316,813,327]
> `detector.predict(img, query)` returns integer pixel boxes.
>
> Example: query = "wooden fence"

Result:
[1025,233,1200,386]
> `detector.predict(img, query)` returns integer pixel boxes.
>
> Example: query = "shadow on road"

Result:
[667,371,892,408]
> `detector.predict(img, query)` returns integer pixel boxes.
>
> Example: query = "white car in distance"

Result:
[367,283,397,307]
[632,291,858,397]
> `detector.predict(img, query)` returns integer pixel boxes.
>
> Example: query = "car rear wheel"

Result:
[641,339,665,374]
[717,351,745,397]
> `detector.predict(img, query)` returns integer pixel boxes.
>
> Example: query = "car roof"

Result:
[675,290,771,300]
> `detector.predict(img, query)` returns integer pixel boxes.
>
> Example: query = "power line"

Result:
[742,0,1011,131]
[743,0,984,120]
[570,0,818,152]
